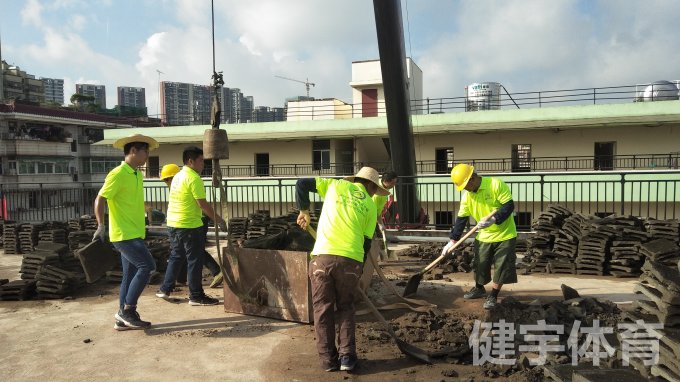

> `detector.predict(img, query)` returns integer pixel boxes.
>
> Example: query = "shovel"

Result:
[402,211,496,297]
[356,287,435,364]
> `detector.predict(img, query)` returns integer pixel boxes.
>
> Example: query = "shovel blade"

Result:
[402,273,423,297]
[396,338,433,364]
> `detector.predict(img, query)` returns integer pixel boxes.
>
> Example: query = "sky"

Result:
[1,0,679,118]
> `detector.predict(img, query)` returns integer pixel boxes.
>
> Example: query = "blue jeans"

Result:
[161,227,206,299]
[112,238,156,310]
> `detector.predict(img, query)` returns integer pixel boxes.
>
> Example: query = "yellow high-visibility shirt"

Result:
[458,177,517,243]
[98,161,146,242]
[311,178,377,263]
[166,166,205,229]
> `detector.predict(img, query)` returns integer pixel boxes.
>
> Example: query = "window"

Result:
[435,148,454,174]
[312,139,331,171]
[255,153,270,176]
[434,211,454,229]
[511,144,531,172]
[89,158,119,174]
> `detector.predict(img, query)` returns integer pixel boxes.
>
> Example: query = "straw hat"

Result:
[344,167,390,196]
[112,134,159,151]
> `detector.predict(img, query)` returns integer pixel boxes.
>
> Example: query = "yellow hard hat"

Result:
[450,164,474,191]
[160,164,180,180]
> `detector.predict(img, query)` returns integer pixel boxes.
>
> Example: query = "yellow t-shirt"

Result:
[166,166,206,229]
[98,161,146,242]
[458,177,517,243]
[311,178,377,262]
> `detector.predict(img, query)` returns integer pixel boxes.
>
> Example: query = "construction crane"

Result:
[274,75,315,98]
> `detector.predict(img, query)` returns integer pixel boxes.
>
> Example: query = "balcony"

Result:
[0,135,74,157]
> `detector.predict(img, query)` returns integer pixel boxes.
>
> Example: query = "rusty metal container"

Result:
[222,247,312,323]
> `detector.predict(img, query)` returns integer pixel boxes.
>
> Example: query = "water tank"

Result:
[638,80,679,102]
[466,82,501,111]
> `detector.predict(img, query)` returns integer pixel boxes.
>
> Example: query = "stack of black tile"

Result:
[575,222,617,275]
[0,279,36,300]
[38,229,67,245]
[246,211,270,240]
[610,228,650,277]
[549,214,590,274]
[35,265,86,299]
[524,206,574,273]
[68,230,95,251]
[18,223,46,253]
[645,218,680,244]
[3,222,19,254]
[639,238,680,266]
[228,217,248,244]
[626,261,680,381]
[19,242,71,280]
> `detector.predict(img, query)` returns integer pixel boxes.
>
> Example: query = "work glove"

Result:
[297,210,311,230]
[93,224,108,243]
[441,239,457,256]
[476,215,497,229]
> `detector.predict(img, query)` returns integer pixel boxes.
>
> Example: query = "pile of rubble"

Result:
[399,244,474,278]
[520,205,679,277]
[227,209,318,252]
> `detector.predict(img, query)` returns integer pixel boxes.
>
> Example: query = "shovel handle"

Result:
[420,210,496,275]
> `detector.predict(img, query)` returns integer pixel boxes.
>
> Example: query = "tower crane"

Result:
[274,75,315,98]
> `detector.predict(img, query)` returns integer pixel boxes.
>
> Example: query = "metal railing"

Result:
[138,153,680,179]
[148,81,680,125]
[1,171,679,228]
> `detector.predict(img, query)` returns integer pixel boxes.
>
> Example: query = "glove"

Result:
[297,210,311,229]
[441,239,457,256]
[476,215,497,229]
[93,224,108,243]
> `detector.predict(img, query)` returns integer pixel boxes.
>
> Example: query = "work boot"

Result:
[483,295,497,310]
[115,308,151,328]
[209,271,223,288]
[463,286,486,299]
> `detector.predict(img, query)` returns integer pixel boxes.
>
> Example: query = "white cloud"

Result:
[21,0,44,27]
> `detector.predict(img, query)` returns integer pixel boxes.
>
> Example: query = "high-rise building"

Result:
[75,84,106,109]
[218,87,257,124]
[1,61,45,104]
[42,77,64,105]
[251,106,286,122]
[160,81,211,125]
[117,86,146,109]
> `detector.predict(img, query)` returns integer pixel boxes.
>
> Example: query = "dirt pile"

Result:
[399,244,474,277]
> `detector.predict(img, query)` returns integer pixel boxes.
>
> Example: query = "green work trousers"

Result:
[473,237,518,285]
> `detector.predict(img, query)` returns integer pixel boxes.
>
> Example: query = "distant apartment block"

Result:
[1,61,45,104]
[117,86,146,109]
[160,81,211,125]
[42,77,64,105]
[219,88,254,124]
[75,84,106,109]
[252,106,285,122]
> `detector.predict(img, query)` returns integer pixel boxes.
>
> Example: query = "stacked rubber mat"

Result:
[522,206,679,277]
[0,279,36,301]
[35,265,86,299]
[3,222,19,254]
[624,260,680,380]
[18,223,46,253]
